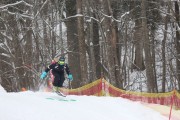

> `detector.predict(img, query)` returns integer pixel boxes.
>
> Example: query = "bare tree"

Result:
[101,0,122,87]
[65,0,81,88]
[141,0,157,93]
[174,1,180,90]
[76,0,88,86]
[133,19,145,71]
[161,2,170,92]
[85,0,96,82]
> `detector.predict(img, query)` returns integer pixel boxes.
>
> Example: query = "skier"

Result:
[40,56,73,95]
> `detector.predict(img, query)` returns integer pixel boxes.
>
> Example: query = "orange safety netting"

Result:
[47,78,180,109]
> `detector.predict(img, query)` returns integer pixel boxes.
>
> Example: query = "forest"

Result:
[0,0,180,93]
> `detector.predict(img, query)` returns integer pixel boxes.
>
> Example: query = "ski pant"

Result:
[52,73,65,87]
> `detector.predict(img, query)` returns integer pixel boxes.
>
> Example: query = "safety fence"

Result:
[47,78,180,109]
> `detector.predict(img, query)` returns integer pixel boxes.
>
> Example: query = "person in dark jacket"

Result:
[40,56,73,93]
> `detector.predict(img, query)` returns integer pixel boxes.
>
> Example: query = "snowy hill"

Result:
[0,85,6,93]
[0,91,171,120]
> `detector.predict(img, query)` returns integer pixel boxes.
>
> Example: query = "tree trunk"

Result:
[93,13,101,79]
[10,18,25,91]
[42,0,49,63]
[66,0,81,88]
[24,19,33,90]
[86,0,97,82]
[133,20,145,71]
[175,1,180,90]
[101,0,121,87]
[141,0,156,93]
[162,3,169,92]
[76,0,88,86]
[91,0,102,79]
[112,1,123,88]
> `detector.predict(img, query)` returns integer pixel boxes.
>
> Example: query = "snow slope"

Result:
[144,103,180,120]
[0,91,170,120]
[0,85,6,93]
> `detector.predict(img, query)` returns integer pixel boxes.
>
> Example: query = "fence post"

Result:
[102,78,105,96]
[169,89,175,120]
[98,78,103,96]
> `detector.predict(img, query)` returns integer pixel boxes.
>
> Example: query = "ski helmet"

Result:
[58,56,65,65]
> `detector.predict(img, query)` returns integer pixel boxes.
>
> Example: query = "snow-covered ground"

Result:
[144,103,180,120]
[0,85,6,92]
[0,89,174,120]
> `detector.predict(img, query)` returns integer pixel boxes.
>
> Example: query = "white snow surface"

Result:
[0,91,168,120]
[0,85,6,93]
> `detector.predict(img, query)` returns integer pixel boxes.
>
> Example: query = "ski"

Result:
[55,91,66,97]
[46,97,76,102]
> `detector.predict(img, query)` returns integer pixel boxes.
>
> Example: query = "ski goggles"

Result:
[58,61,65,65]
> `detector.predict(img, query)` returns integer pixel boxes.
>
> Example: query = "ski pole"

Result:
[69,81,72,89]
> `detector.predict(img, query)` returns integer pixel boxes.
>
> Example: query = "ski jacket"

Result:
[45,62,70,76]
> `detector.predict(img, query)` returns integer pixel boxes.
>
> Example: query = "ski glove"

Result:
[68,74,73,81]
[40,71,47,79]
